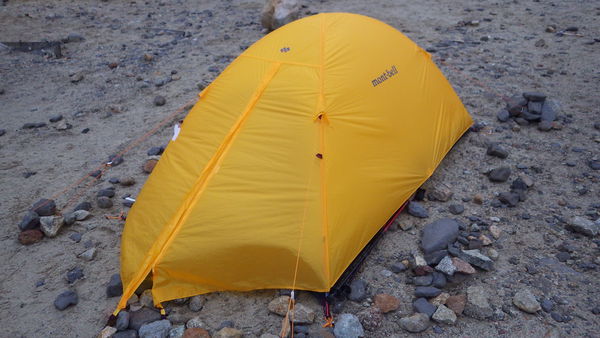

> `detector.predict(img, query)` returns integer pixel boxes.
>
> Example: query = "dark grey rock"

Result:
[528,101,543,114]
[413,298,436,318]
[348,279,367,302]
[54,290,78,310]
[541,100,559,121]
[488,167,511,182]
[107,273,123,297]
[589,160,600,170]
[425,250,447,265]
[31,198,56,216]
[218,320,235,330]
[391,262,407,273]
[19,211,40,231]
[496,109,510,122]
[108,154,124,166]
[506,95,527,115]
[154,95,166,106]
[22,122,47,129]
[510,178,528,191]
[147,146,164,156]
[116,311,130,331]
[541,299,554,312]
[97,188,116,198]
[139,319,171,338]
[523,92,546,102]
[74,201,92,211]
[458,249,493,271]
[69,232,82,243]
[0,129,5,136]
[522,110,541,122]
[109,177,120,184]
[49,114,63,123]
[538,121,553,131]
[66,267,84,284]
[399,313,430,333]
[415,286,442,298]
[129,308,162,330]
[431,272,447,288]
[498,192,520,207]
[333,313,364,338]
[97,196,113,209]
[414,275,433,286]
[556,252,570,262]
[408,201,429,218]
[113,330,138,338]
[421,218,459,254]
[487,143,508,159]
[448,204,464,215]
[65,33,85,42]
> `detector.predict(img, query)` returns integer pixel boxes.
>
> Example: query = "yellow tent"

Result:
[115,12,472,313]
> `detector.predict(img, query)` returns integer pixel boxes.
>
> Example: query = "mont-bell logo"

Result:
[371,65,398,87]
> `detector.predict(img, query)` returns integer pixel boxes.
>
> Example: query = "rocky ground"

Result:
[1,0,599,337]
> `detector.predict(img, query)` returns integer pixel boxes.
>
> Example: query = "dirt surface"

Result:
[1,0,599,337]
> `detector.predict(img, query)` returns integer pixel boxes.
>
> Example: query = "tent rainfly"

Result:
[113,12,473,315]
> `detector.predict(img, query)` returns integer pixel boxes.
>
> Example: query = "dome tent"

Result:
[114,12,472,314]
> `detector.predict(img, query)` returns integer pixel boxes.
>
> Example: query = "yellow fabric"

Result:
[116,12,472,310]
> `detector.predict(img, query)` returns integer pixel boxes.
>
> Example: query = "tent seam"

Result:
[319,13,331,287]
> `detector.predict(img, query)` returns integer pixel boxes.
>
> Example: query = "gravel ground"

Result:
[0,0,599,337]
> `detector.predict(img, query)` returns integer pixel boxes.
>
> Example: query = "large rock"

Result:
[19,211,40,231]
[182,327,210,338]
[348,279,367,301]
[129,308,162,331]
[513,289,541,313]
[188,295,205,312]
[541,99,560,121]
[407,201,428,218]
[435,256,456,276]
[567,216,599,237]
[40,216,64,237]
[413,298,436,318]
[139,319,172,338]
[421,218,459,254]
[106,273,123,297]
[31,198,56,216]
[333,313,364,338]
[97,326,117,338]
[488,167,511,182]
[464,286,493,319]
[18,229,43,245]
[214,327,243,338]
[54,290,78,310]
[415,287,442,298]
[445,294,466,315]
[267,296,314,323]
[432,304,457,324]
[426,186,453,202]
[373,294,399,313]
[486,143,508,159]
[458,249,493,271]
[116,311,130,330]
[399,313,430,333]
[113,330,138,338]
[261,0,300,31]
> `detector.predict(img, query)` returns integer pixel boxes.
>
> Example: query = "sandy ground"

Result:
[1,0,599,337]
